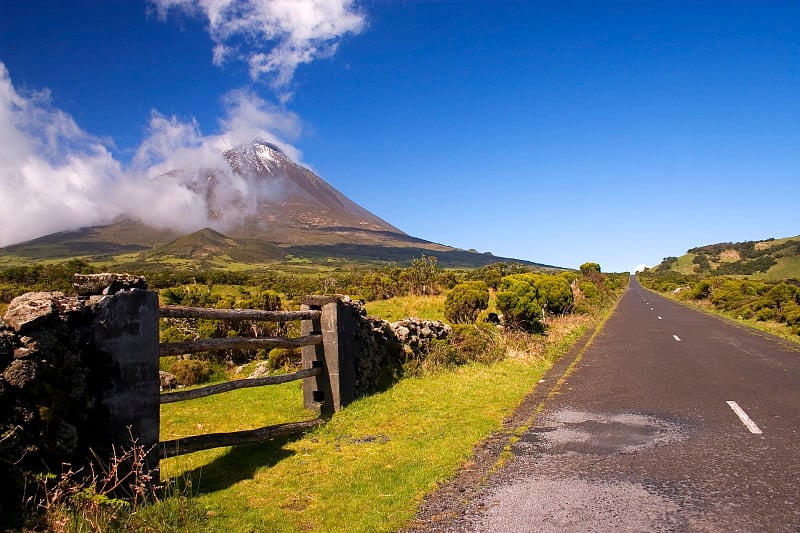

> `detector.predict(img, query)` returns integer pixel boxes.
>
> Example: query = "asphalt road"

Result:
[440,276,800,532]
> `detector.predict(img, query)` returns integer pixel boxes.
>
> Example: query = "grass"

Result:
[673,253,698,275]
[364,295,446,322]
[157,312,598,532]
[756,255,800,280]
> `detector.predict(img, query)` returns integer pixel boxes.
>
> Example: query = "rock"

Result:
[53,296,84,315]
[19,330,59,354]
[13,347,33,359]
[0,330,14,365]
[394,325,410,342]
[52,420,79,455]
[159,371,178,391]
[3,359,39,389]
[2,292,61,333]
[73,273,147,296]
[248,361,271,379]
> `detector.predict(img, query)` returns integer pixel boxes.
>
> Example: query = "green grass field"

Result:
[364,294,447,322]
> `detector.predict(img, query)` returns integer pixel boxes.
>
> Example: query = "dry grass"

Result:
[719,249,741,262]
[501,314,591,361]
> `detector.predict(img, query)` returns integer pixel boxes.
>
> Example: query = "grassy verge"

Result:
[158,314,597,532]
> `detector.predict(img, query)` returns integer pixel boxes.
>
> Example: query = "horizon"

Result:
[1,1,798,272]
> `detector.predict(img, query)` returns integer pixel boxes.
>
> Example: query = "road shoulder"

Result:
[403,308,616,531]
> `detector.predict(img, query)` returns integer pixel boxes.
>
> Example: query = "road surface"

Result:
[429,276,800,532]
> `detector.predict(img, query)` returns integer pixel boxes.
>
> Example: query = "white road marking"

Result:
[672,335,681,341]
[726,401,763,434]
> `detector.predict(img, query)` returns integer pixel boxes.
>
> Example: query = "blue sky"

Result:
[0,1,797,272]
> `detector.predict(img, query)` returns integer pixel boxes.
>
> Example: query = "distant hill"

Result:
[650,235,800,280]
[0,139,559,271]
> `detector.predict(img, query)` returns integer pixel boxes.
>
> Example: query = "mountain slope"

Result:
[651,235,800,280]
[0,139,559,270]
[220,140,407,244]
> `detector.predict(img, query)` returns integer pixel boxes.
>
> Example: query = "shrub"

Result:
[267,347,300,371]
[496,273,574,332]
[782,301,800,328]
[572,280,601,314]
[406,323,503,375]
[689,279,713,300]
[169,359,215,386]
[444,281,490,324]
[450,323,505,364]
[579,262,601,275]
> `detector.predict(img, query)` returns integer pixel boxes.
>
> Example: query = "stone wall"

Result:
[0,275,158,518]
[347,297,452,397]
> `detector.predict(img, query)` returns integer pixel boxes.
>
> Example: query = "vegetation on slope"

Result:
[0,222,558,271]
[653,235,800,280]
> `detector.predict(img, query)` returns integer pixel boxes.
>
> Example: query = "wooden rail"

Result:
[160,366,323,404]
[160,305,321,322]
[159,419,325,459]
[159,334,322,357]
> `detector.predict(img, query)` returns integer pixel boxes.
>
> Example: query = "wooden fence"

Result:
[156,296,358,460]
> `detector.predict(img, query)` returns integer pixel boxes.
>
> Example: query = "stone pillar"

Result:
[91,289,160,474]
[301,296,357,415]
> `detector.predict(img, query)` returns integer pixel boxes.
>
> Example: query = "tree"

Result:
[445,281,490,324]
[406,254,439,295]
[496,273,574,332]
[579,262,601,275]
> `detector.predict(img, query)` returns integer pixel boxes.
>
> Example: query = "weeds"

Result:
[18,429,206,533]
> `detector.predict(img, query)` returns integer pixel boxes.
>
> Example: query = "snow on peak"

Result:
[227,138,290,175]
[250,137,286,157]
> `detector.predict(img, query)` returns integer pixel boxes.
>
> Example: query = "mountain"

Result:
[0,139,558,270]
[220,139,407,245]
[649,235,800,280]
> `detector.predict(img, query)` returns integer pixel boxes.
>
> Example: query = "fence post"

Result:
[92,290,161,478]
[301,296,357,415]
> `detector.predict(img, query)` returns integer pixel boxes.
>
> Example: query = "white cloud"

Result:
[0,61,302,247]
[151,0,365,89]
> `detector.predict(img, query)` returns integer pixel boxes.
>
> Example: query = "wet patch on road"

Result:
[515,409,689,455]
[458,477,685,533]
[447,410,694,532]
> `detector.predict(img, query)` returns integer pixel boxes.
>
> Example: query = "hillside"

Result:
[650,235,800,280]
[0,140,559,271]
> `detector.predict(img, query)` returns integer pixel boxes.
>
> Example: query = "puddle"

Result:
[517,409,687,455]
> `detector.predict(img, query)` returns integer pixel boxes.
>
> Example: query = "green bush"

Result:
[444,281,490,324]
[496,273,574,332]
[267,347,300,371]
[406,323,503,375]
[579,262,601,275]
[169,359,215,386]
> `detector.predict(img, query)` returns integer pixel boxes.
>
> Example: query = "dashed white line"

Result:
[726,401,763,434]
[672,335,681,342]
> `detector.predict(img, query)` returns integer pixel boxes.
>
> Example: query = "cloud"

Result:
[0,61,302,247]
[151,0,366,89]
